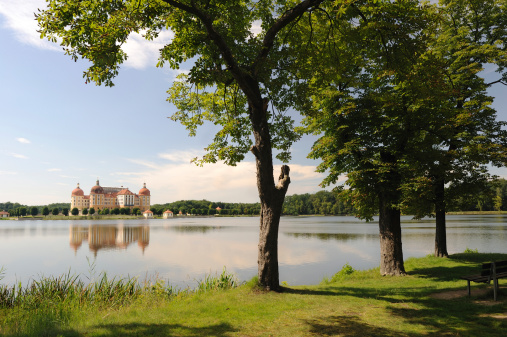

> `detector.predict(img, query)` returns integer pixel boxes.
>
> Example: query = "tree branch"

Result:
[252,0,326,75]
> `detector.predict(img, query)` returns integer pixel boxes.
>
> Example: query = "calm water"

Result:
[0,215,506,288]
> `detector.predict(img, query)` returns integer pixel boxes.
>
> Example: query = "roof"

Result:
[163,210,173,213]
[117,188,135,195]
[0,211,9,215]
[71,186,84,196]
[143,210,153,213]
[139,183,150,196]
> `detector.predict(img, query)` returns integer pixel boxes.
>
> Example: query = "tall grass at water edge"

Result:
[0,266,238,310]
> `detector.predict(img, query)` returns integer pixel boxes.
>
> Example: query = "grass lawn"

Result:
[1,253,507,336]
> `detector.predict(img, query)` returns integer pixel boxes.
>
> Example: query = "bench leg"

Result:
[467,280,471,297]
[494,279,498,301]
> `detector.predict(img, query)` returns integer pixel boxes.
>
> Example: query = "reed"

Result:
[196,267,239,293]
[0,267,239,310]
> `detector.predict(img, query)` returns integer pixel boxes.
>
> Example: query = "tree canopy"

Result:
[37,0,329,291]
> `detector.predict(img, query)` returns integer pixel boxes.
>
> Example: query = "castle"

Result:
[71,180,150,213]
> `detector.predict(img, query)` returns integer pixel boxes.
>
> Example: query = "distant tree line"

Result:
[2,178,507,218]
[1,203,70,217]
[151,200,262,216]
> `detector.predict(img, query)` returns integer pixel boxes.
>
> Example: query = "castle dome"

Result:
[90,179,104,194]
[139,183,150,196]
[71,183,84,196]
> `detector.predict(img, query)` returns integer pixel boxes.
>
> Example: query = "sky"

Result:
[0,0,330,206]
[1,1,507,206]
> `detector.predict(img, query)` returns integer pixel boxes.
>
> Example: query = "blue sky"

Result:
[1,1,506,206]
[0,0,327,206]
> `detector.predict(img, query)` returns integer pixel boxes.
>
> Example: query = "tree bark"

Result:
[257,165,290,291]
[378,194,406,275]
[249,100,290,292]
[434,177,448,257]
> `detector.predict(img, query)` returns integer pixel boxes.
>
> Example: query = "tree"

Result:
[71,207,79,216]
[423,0,507,257]
[19,207,27,217]
[52,208,59,216]
[37,0,326,292]
[42,206,50,216]
[103,208,110,215]
[89,207,95,215]
[82,208,89,215]
[30,207,39,217]
[132,207,140,215]
[296,0,435,275]
[62,208,69,216]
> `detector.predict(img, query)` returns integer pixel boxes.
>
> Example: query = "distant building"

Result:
[163,210,173,218]
[71,180,151,214]
[0,211,9,218]
[143,210,154,218]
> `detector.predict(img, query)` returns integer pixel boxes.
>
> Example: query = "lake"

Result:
[0,215,506,288]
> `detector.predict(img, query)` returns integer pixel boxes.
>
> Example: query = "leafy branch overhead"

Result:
[36,0,316,165]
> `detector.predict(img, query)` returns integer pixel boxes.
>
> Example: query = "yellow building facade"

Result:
[71,180,151,213]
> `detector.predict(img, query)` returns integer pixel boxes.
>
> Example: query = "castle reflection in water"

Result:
[69,224,150,255]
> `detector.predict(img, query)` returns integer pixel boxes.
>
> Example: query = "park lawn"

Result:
[1,253,507,336]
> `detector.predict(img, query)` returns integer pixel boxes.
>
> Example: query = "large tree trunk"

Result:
[257,166,290,291]
[378,194,406,275]
[434,178,448,257]
[248,99,290,292]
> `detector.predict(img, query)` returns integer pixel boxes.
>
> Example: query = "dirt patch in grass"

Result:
[482,313,507,320]
[430,288,489,300]
[430,286,507,305]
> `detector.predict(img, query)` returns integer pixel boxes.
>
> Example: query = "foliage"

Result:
[322,263,356,284]
[196,268,238,293]
[52,208,59,216]
[283,190,353,216]
[30,207,39,217]
[153,199,261,216]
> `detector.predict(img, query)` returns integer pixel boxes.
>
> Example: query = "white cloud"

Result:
[117,153,326,204]
[0,1,173,69]
[0,171,17,175]
[47,168,62,172]
[0,0,59,50]
[250,20,262,36]
[126,158,161,169]
[158,150,202,163]
[121,30,174,69]
[10,153,28,159]
[16,137,31,144]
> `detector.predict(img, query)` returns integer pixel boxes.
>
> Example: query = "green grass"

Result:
[1,254,507,336]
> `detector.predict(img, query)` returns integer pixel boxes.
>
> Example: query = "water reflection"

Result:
[69,224,150,255]
[166,225,224,233]
[284,232,378,241]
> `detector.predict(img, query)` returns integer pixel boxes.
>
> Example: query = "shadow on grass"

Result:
[304,315,409,337]
[92,322,237,337]
[408,253,507,282]
[3,323,237,337]
[450,253,507,264]
[2,322,236,337]
[294,285,507,336]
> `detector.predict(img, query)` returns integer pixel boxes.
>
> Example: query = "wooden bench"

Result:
[461,260,507,301]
